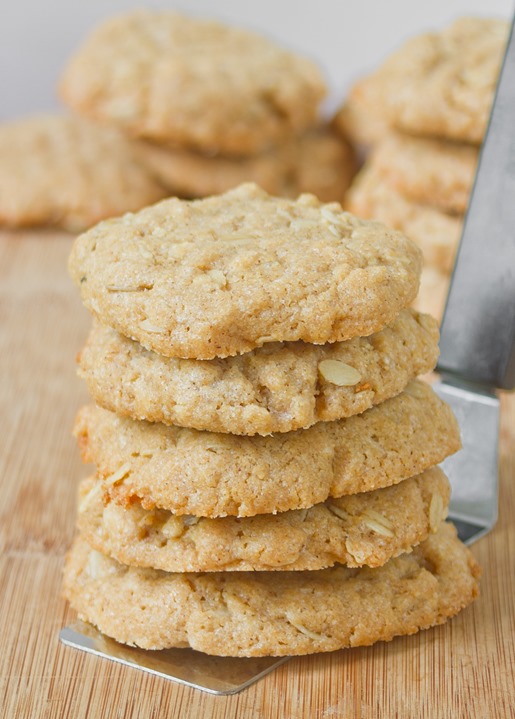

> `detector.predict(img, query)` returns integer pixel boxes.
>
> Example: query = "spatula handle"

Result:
[437,17,515,390]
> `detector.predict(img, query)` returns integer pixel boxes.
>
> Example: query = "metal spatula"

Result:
[434,16,515,544]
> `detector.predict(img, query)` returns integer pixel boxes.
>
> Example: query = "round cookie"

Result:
[137,127,356,203]
[0,114,167,232]
[68,183,423,359]
[356,17,508,144]
[73,381,461,518]
[78,308,439,435]
[78,468,450,572]
[59,11,327,155]
[63,522,480,656]
[346,164,462,274]
[371,133,477,215]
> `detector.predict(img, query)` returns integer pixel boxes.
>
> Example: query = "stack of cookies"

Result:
[334,17,508,320]
[63,183,480,657]
[58,10,356,206]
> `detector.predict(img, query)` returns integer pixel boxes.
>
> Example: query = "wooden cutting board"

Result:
[1,230,514,719]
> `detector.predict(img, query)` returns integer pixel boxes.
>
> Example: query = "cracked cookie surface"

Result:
[63,522,480,656]
[353,17,508,144]
[78,308,439,435]
[69,183,423,359]
[0,114,166,231]
[78,468,450,572]
[60,11,326,155]
[74,381,460,518]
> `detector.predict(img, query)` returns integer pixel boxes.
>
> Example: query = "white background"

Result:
[1,0,513,121]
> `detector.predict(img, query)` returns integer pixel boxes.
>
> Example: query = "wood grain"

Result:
[1,230,514,719]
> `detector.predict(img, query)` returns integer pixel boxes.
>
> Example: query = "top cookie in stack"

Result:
[68,183,421,362]
[335,17,508,320]
[64,183,480,656]
[59,10,356,205]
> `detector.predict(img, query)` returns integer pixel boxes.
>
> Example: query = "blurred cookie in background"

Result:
[0,114,167,232]
[339,16,508,321]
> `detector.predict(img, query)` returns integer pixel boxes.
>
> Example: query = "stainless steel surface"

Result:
[438,19,515,390]
[436,15,515,544]
[434,377,499,544]
[60,621,290,695]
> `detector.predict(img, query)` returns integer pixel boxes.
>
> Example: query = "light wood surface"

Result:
[1,230,514,719]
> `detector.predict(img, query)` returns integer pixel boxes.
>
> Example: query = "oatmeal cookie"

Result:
[0,114,166,231]
[69,183,423,359]
[352,18,508,144]
[371,133,477,215]
[78,467,450,572]
[346,164,461,274]
[78,309,439,435]
[60,11,326,155]
[74,381,460,518]
[138,127,356,202]
[63,522,480,655]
